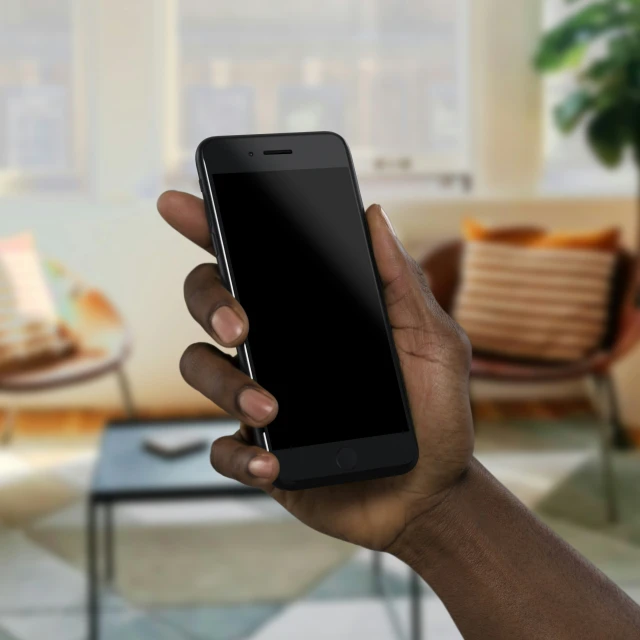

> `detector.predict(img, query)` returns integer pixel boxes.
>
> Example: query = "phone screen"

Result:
[211,167,409,450]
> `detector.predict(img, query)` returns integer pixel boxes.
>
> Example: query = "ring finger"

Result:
[179,342,278,428]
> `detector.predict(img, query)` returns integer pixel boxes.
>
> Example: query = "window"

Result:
[541,0,635,196]
[0,0,88,195]
[172,0,471,184]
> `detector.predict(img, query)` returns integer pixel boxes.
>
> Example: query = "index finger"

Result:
[157,190,214,255]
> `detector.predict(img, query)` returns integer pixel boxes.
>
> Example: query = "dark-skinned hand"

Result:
[157,190,474,553]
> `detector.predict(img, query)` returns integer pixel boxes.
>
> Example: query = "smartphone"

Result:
[196,132,418,490]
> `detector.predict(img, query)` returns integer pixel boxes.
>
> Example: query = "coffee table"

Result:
[87,418,422,640]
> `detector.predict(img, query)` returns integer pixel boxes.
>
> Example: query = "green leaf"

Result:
[593,82,627,110]
[582,57,625,83]
[586,105,629,167]
[554,90,595,133]
[534,3,626,73]
[632,108,640,167]
[625,59,640,92]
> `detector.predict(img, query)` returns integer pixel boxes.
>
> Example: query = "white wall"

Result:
[1,197,214,413]
[3,0,639,427]
[2,193,638,429]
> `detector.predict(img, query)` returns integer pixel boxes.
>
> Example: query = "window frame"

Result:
[0,0,95,197]
[166,0,473,187]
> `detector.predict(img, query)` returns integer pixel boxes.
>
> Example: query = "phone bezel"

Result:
[196,132,418,490]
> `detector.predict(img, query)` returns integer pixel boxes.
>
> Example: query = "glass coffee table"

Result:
[87,418,422,640]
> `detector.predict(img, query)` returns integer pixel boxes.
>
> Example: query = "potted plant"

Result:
[534,0,640,203]
[535,1,640,450]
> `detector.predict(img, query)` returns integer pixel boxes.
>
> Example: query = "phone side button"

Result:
[210,232,220,256]
[336,447,358,471]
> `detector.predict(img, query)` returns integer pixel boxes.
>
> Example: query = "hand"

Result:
[158,191,475,552]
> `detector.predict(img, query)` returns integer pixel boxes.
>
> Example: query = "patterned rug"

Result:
[2,424,639,640]
[27,519,356,606]
[537,452,640,547]
[0,474,80,528]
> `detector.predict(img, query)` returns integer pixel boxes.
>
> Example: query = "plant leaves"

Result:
[554,90,595,133]
[582,57,625,83]
[626,59,640,92]
[586,105,629,167]
[534,3,626,72]
[632,107,640,167]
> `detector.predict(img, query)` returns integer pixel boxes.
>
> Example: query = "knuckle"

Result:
[230,446,248,478]
[426,314,471,371]
[210,438,233,477]
[410,257,430,292]
[179,343,204,380]
[184,263,217,298]
[209,440,218,469]
[447,319,472,365]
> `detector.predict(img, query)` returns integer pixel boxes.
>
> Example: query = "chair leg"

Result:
[409,569,422,640]
[1,408,17,446]
[603,374,632,450]
[592,374,620,524]
[115,366,136,419]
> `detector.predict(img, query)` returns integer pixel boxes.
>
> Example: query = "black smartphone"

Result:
[196,132,418,490]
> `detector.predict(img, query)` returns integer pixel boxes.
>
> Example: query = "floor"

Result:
[1,410,640,639]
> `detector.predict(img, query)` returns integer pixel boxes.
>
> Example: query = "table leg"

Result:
[104,503,115,585]
[410,569,422,640]
[87,500,99,640]
[372,551,383,595]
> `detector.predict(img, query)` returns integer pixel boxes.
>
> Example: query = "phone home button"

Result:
[336,447,358,471]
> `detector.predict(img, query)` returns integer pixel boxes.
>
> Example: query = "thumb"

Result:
[366,205,473,461]
[366,204,453,336]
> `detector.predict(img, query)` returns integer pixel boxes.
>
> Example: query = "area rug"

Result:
[0,474,81,527]
[27,519,356,606]
[536,452,640,547]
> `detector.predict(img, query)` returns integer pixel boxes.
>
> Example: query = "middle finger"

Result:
[184,263,249,348]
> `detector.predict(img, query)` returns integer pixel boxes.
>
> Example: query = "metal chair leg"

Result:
[115,366,135,418]
[603,374,632,450]
[410,569,422,640]
[593,374,620,524]
[1,407,17,445]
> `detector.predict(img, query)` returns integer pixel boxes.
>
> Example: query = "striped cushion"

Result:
[453,241,617,362]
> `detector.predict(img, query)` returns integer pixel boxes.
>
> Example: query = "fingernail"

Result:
[379,206,397,237]
[248,455,275,479]
[238,388,276,422]
[211,306,243,344]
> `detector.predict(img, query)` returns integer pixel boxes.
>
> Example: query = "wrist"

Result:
[387,459,480,570]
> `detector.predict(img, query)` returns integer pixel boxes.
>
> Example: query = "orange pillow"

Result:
[454,220,620,362]
[462,219,620,252]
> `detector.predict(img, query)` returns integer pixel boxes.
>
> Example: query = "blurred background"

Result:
[1,0,640,638]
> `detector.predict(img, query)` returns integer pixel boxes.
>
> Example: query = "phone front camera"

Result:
[248,151,254,157]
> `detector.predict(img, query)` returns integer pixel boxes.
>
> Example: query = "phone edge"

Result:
[195,132,419,488]
[196,139,270,452]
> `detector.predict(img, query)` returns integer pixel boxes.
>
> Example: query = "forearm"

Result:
[392,459,640,640]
